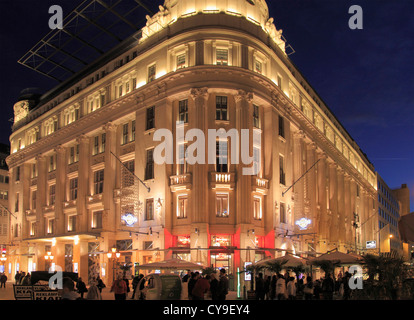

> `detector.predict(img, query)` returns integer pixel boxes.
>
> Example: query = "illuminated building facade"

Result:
[7,0,378,286]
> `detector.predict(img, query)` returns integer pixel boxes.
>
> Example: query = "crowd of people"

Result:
[183,268,229,300]
[253,271,354,300]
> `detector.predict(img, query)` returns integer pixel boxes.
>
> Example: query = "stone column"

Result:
[55,145,66,234]
[235,90,254,225]
[317,152,328,246]
[103,122,118,232]
[36,155,47,238]
[306,142,317,232]
[337,168,346,248]
[292,131,305,224]
[344,174,352,247]
[77,134,90,233]
[328,161,338,244]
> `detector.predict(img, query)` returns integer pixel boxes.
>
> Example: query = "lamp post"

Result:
[44,251,55,272]
[352,212,359,254]
[107,247,121,281]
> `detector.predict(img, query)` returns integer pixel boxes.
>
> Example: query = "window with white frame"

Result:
[216,48,229,66]
[63,105,80,126]
[253,196,262,220]
[176,53,186,70]
[177,195,188,219]
[44,116,58,136]
[94,170,104,195]
[148,64,156,83]
[216,193,229,217]
[87,90,106,113]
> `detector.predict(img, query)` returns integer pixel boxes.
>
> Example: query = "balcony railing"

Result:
[252,176,269,194]
[209,172,236,189]
[170,173,192,192]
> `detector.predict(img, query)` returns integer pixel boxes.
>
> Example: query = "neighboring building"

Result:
[6,0,378,287]
[399,212,414,262]
[376,173,401,254]
[0,143,10,274]
[393,184,411,217]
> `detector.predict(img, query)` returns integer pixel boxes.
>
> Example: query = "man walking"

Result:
[218,268,229,300]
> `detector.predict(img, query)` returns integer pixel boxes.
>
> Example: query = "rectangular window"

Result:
[49,155,56,172]
[30,222,36,236]
[145,199,154,221]
[15,193,19,212]
[278,116,285,138]
[277,75,282,90]
[177,195,188,219]
[122,123,129,145]
[131,120,136,142]
[148,64,156,83]
[49,184,56,205]
[69,178,78,200]
[101,133,106,153]
[178,143,188,175]
[145,149,154,180]
[253,146,260,176]
[216,49,229,66]
[178,100,188,123]
[47,219,55,234]
[216,193,229,217]
[92,211,103,229]
[68,215,76,232]
[253,105,260,128]
[146,106,155,130]
[253,197,262,220]
[177,53,186,69]
[15,166,20,181]
[14,223,19,237]
[280,203,286,223]
[31,190,37,210]
[216,140,228,173]
[93,136,99,155]
[279,155,286,185]
[216,96,228,121]
[94,170,104,195]
[255,60,263,74]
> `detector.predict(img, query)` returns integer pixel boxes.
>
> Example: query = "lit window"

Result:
[94,170,104,195]
[216,96,228,121]
[216,194,229,217]
[178,100,188,123]
[216,49,229,66]
[68,215,77,232]
[148,64,156,83]
[177,53,186,69]
[253,105,260,128]
[280,203,286,223]
[216,140,228,173]
[49,184,56,205]
[69,178,78,200]
[122,123,129,145]
[92,211,103,229]
[255,60,262,74]
[177,195,188,219]
[145,199,154,221]
[253,196,262,220]
[178,143,188,175]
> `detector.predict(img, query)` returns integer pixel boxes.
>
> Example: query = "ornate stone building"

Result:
[7,0,378,286]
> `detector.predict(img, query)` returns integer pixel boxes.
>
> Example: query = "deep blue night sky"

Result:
[0,0,413,212]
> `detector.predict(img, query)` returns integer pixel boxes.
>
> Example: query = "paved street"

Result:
[0,281,239,300]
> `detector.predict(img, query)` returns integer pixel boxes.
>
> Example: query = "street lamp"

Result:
[107,247,121,280]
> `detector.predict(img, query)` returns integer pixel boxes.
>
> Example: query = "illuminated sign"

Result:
[177,236,191,246]
[244,262,252,281]
[121,213,138,227]
[366,240,377,249]
[295,218,312,230]
[211,235,231,247]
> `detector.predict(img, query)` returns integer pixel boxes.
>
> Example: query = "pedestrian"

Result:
[96,276,106,293]
[218,268,229,300]
[276,273,286,300]
[0,273,7,288]
[18,272,25,285]
[192,275,210,300]
[209,273,219,300]
[131,274,143,299]
[342,272,351,300]
[76,277,88,298]
[255,272,265,300]
[123,274,130,298]
[14,271,21,285]
[61,277,81,300]
[21,272,31,285]
[264,275,271,300]
[313,280,321,300]
[270,275,276,300]
[304,276,314,300]
[187,272,198,300]
[322,273,334,300]
[182,270,191,283]
[110,273,127,300]
[86,282,102,300]
[286,277,296,300]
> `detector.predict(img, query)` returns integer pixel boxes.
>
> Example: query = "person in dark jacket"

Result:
[123,275,130,298]
[96,276,106,293]
[131,274,143,299]
[322,273,335,300]
[209,273,219,300]
[255,273,265,300]
[218,269,229,300]
[270,275,277,300]
[187,272,198,300]
[76,277,88,298]
[264,276,271,300]
[0,273,7,288]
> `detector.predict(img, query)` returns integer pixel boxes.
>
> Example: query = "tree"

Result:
[311,260,340,276]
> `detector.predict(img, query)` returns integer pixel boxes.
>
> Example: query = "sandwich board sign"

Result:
[14,285,61,300]
[13,285,33,300]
